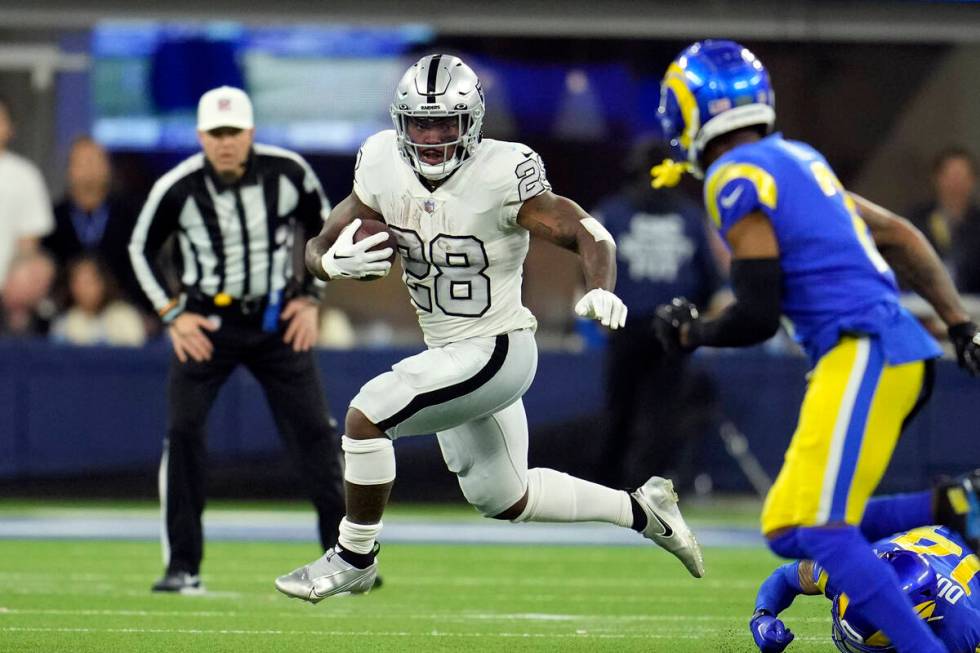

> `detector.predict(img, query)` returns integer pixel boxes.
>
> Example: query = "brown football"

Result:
[353,218,397,265]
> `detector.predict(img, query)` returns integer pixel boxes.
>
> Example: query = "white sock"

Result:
[513,468,632,527]
[338,516,382,555]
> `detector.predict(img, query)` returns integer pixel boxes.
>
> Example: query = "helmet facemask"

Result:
[390,54,486,181]
[390,108,484,181]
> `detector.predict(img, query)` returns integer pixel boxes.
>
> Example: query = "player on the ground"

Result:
[274,54,704,603]
[651,40,980,653]
[749,472,980,653]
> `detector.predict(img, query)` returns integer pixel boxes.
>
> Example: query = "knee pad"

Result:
[460,471,527,518]
[342,435,395,485]
[767,527,806,559]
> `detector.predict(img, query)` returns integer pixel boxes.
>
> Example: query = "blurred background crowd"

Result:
[2,0,979,497]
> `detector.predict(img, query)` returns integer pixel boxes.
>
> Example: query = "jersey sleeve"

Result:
[810,561,837,599]
[702,154,779,238]
[352,131,393,214]
[487,142,552,230]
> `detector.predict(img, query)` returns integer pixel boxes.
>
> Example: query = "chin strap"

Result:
[650,158,693,189]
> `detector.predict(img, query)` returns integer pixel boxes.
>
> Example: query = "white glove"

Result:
[320,218,393,280]
[574,288,627,329]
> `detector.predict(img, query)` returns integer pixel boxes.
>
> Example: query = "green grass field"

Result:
[0,501,834,652]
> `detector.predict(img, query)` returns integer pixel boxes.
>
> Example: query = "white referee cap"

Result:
[197,86,254,131]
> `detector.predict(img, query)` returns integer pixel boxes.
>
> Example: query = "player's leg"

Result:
[339,332,536,558]
[855,360,936,542]
[437,398,704,577]
[858,468,980,545]
[245,335,343,552]
[762,337,945,653]
[153,341,236,592]
[859,492,933,541]
[276,330,534,602]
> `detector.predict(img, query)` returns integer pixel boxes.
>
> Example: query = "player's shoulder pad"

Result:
[356,130,398,171]
[477,139,551,202]
[354,130,399,200]
[703,143,778,231]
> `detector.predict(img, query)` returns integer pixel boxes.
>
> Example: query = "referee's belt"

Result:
[186,290,268,316]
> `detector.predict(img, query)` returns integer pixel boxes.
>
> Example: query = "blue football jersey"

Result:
[703,134,941,364]
[814,526,980,653]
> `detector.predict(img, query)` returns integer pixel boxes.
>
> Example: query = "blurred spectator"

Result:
[44,136,147,310]
[0,252,56,336]
[909,147,980,293]
[49,255,145,346]
[590,138,730,491]
[0,96,55,330]
[316,307,356,349]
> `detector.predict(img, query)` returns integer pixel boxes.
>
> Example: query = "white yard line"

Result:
[0,607,832,625]
[0,625,833,644]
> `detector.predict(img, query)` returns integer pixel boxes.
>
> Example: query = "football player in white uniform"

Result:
[275,54,705,603]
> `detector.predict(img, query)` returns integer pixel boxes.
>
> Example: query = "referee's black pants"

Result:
[595,316,690,489]
[162,319,343,575]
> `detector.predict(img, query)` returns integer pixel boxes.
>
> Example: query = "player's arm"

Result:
[304,192,389,282]
[517,191,616,290]
[656,211,783,352]
[749,560,824,653]
[853,193,969,327]
[754,560,823,616]
[516,191,626,328]
[851,193,980,374]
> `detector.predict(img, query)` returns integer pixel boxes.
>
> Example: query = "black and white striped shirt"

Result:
[129,144,328,319]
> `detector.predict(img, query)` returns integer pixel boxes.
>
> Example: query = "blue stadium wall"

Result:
[0,341,976,495]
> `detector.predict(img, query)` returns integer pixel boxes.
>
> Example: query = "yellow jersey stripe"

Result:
[704,162,778,227]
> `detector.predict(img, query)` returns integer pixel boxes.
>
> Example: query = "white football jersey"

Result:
[354,130,546,347]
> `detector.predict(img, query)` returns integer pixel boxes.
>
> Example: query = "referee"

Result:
[129,86,343,593]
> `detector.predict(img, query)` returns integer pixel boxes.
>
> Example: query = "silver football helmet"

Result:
[390,54,485,180]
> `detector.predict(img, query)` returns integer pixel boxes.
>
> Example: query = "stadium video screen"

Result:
[91,22,435,153]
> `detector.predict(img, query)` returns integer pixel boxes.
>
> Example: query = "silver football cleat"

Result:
[275,546,378,604]
[632,476,705,578]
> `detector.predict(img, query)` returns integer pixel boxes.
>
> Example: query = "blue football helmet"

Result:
[657,40,775,177]
[830,550,939,653]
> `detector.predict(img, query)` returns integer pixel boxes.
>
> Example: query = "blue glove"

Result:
[750,611,795,653]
